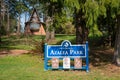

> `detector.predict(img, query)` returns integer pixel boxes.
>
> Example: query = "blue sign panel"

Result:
[47,40,86,58]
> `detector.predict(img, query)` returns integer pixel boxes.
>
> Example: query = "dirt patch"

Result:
[0,50,30,57]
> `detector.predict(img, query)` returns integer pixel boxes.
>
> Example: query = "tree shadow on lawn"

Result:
[0,35,34,50]
[89,47,114,67]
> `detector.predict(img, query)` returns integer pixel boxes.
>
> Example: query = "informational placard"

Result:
[52,58,59,69]
[44,40,89,72]
[63,57,70,69]
[74,58,82,69]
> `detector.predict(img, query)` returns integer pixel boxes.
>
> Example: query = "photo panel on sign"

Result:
[52,58,59,69]
[63,57,70,69]
[74,58,82,69]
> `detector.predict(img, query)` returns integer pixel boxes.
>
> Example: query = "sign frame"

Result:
[44,40,89,72]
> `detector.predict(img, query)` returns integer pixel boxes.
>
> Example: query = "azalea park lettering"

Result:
[44,40,89,72]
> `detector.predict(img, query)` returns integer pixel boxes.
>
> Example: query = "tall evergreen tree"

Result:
[108,0,120,66]
[14,0,28,35]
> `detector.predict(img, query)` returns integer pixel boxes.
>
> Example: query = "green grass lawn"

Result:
[0,54,120,80]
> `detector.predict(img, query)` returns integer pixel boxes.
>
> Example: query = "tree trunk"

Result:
[45,16,55,42]
[17,15,21,35]
[7,8,10,36]
[114,15,120,66]
[46,29,50,41]
[1,0,5,21]
[0,0,2,42]
[25,12,27,22]
[45,16,50,41]
[107,6,112,47]
[76,25,83,44]
[51,29,55,40]
[75,9,86,44]
[0,16,1,43]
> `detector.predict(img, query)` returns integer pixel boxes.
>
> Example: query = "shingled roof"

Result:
[24,8,46,35]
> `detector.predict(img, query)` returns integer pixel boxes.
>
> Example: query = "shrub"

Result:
[32,39,45,57]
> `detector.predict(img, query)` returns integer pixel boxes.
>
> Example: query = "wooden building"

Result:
[24,8,46,35]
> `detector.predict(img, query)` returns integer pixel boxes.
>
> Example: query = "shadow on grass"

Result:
[89,48,114,67]
[0,35,36,50]
[55,35,76,45]
[52,35,114,67]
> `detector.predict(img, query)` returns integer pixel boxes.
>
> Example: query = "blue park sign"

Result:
[44,40,89,72]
